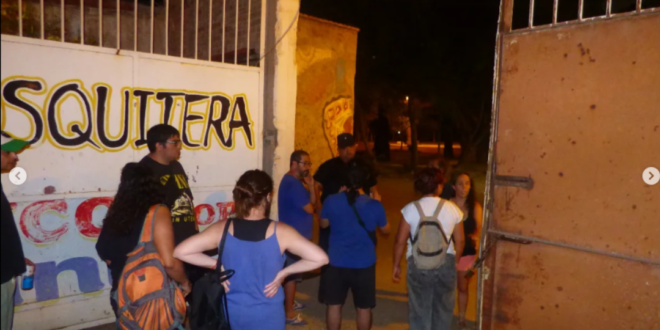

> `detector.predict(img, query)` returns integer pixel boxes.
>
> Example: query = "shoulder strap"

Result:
[433,199,452,245]
[410,200,431,243]
[215,219,233,272]
[432,199,446,218]
[413,201,426,218]
[139,205,162,243]
[350,203,376,246]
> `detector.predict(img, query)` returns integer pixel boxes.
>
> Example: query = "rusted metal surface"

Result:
[495,13,660,261]
[479,0,660,328]
[487,241,659,330]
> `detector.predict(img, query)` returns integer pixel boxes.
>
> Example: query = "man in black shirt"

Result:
[1,131,30,330]
[138,125,204,287]
[313,133,380,303]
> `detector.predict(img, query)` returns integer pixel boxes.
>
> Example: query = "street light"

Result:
[405,96,409,103]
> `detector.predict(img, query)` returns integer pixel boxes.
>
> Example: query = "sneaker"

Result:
[286,314,308,326]
[293,300,306,311]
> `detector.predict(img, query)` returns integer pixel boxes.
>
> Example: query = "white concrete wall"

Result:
[267,0,299,220]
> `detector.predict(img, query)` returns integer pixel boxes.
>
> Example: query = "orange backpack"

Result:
[113,205,187,330]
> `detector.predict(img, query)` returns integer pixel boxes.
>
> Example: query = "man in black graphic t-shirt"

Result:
[139,124,203,283]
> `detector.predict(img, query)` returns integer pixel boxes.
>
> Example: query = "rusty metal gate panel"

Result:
[479,1,660,330]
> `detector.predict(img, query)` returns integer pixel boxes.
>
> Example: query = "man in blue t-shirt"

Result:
[277,150,318,326]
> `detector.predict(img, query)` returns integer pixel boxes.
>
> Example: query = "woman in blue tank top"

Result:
[174,170,329,330]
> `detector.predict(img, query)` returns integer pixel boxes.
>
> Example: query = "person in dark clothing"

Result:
[429,157,454,199]
[448,172,483,328]
[96,163,191,316]
[313,133,380,304]
[1,131,31,330]
[137,124,206,286]
[373,108,391,161]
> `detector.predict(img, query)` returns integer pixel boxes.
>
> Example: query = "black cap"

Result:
[337,133,355,149]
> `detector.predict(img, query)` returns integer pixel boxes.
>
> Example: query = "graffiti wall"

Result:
[295,15,358,171]
[1,36,258,329]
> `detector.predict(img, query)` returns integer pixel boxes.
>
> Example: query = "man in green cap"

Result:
[1,130,30,330]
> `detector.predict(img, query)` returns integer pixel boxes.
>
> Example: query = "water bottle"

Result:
[21,264,35,291]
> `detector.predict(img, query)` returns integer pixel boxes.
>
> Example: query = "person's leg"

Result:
[324,265,349,330]
[1,279,16,330]
[407,259,434,330]
[110,293,119,318]
[356,308,372,330]
[457,270,469,326]
[284,280,297,319]
[283,253,303,320]
[432,255,457,330]
[351,265,376,330]
[327,305,343,330]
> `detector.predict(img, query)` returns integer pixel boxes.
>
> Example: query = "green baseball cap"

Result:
[1,131,30,152]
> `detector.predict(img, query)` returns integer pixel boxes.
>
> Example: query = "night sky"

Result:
[301,0,500,158]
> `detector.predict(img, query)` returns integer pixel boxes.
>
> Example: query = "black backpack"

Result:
[189,219,235,330]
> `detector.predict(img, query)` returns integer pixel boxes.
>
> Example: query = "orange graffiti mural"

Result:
[322,96,354,156]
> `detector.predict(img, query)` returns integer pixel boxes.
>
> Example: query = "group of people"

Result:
[0,124,483,330]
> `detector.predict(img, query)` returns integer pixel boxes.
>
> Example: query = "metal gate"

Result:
[479,1,660,329]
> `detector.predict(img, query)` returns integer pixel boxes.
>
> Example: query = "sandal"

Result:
[293,300,306,311]
[286,314,308,326]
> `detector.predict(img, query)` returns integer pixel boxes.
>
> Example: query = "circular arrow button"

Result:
[643,167,659,186]
[9,167,27,186]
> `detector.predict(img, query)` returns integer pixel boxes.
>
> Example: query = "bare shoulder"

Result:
[205,220,228,235]
[275,221,295,235]
[474,202,483,213]
[155,205,171,217]
[153,205,172,226]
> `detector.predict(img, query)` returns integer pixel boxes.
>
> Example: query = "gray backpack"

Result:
[410,199,451,270]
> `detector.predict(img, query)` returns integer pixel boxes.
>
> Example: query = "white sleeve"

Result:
[401,203,413,224]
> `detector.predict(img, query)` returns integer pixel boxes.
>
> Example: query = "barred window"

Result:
[508,0,658,31]
[1,0,263,66]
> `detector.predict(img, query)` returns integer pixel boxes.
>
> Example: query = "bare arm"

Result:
[474,202,484,251]
[379,222,391,236]
[173,221,225,269]
[153,207,190,292]
[452,221,465,264]
[303,175,319,214]
[279,223,329,274]
[392,217,410,282]
[264,223,329,297]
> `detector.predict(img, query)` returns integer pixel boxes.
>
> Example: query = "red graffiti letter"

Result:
[195,204,216,226]
[216,202,236,222]
[75,197,113,238]
[20,200,69,244]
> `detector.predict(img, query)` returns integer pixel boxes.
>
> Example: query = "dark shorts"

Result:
[323,264,376,309]
[317,228,331,303]
[283,252,303,283]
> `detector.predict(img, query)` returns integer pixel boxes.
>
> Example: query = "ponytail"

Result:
[346,159,368,206]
